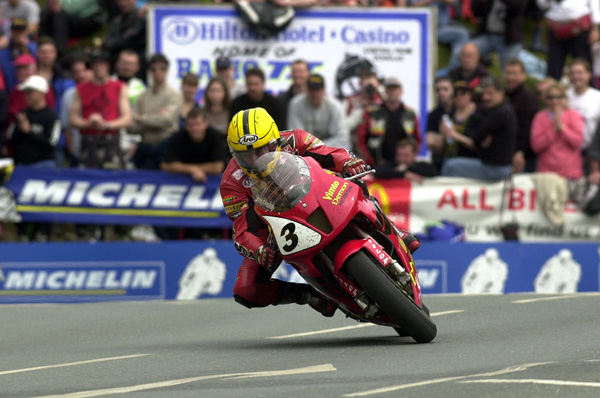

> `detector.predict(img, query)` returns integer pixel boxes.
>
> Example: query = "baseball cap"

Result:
[384,76,402,88]
[307,74,325,89]
[13,53,37,67]
[18,75,49,94]
[453,80,470,91]
[216,55,231,69]
[10,17,27,31]
[89,50,112,65]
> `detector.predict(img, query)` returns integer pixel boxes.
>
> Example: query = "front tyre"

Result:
[345,251,437,343]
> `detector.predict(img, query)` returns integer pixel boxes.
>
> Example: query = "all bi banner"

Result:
[0,241,598,303]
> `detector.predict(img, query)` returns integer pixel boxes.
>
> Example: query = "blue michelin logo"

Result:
[0,262,165,303]
[416,260,447,293]
[165,18,198,44]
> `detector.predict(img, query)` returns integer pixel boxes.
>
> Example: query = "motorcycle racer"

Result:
[220,107,420,317]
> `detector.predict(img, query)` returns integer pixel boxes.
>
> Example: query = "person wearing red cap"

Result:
[7,53,55,148]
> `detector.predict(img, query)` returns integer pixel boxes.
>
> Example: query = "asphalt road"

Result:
[1,293,599,398]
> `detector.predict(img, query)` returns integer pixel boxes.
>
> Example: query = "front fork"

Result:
[332,223,421,311]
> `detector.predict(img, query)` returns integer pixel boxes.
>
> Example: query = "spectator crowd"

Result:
[1,0,600,242]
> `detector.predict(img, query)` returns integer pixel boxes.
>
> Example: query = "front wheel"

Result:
[345,251,437,343]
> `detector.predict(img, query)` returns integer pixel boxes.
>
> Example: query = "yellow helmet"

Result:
[228,107,281,180]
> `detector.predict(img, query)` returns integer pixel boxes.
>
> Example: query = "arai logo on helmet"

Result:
[238,135,259,146]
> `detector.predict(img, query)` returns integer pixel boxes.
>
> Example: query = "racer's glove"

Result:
[256,245,283,272]
[343,158,369,176]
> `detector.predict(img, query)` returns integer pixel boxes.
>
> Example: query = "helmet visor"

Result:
[232,140,279,175]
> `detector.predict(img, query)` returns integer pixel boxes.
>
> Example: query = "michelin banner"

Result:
[2,167,600,241]
[0,241,598,304]
[148,5,433,131]
[2,166,230,228]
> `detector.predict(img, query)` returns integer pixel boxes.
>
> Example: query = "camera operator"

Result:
[343,69,385,152]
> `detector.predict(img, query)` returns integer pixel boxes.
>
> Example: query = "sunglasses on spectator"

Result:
[435,86,450,92]
[150,65,167,71]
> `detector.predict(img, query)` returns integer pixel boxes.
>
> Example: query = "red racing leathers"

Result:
[220,129,356,308]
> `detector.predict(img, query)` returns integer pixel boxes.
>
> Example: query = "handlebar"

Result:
[344,169,376,181]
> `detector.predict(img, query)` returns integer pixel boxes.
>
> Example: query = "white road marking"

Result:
[513,295,578,304]
[343,362,553,397]
[430,310,465,316]
[268,310,464,339]
[513,293,600,304]
[268,324,374,339]
[33,364,337,398]
[0,354,150,376]
[460,378,600,388]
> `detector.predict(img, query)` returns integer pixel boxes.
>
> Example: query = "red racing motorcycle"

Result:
[251,152,437,343]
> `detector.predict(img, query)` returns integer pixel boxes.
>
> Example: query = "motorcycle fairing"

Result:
[333,237,393,272]
[262,215,322,255]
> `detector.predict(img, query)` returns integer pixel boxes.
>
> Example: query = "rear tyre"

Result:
[345,251,437,343]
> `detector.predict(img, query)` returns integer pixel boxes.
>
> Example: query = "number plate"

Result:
[263,216,322,255]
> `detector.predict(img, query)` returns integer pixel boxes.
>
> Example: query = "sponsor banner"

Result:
[414,242,600,295]
[0,261,165,303]
[2,166,231,228]
[367,175,600,242]
[0,241,240,303]
[0,241,598,303]
[3,166,599,242]
[149,5,433,152]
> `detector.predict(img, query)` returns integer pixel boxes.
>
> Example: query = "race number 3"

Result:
[263,216,322,255]
[281,223,299,252]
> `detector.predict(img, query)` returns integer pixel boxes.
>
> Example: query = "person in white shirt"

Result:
[0,0,39,36]
[537,0,600,81]
[287,74,350,150]
[566,58,600,150]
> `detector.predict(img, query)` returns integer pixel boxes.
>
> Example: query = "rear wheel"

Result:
[345,251,437,343]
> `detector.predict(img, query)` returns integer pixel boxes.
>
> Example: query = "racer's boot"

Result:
[280,284,337,317]
[399,229,421,254]
[302,292,337,318]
